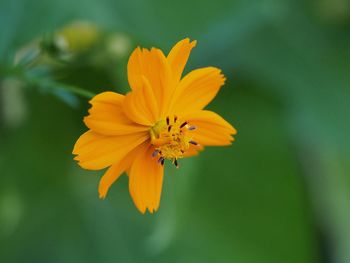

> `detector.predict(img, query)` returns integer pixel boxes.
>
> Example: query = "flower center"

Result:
[150,116,197,167]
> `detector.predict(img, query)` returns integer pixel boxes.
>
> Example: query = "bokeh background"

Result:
[1,0,350,262]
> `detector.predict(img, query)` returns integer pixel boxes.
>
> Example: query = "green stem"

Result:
[54,83,95,99]
[5,66,96,99]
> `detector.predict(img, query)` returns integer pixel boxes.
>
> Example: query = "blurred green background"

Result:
[1,0,350,262]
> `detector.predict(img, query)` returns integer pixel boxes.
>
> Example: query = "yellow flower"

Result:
[73,38,237,214]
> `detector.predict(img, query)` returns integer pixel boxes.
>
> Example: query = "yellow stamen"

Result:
[150,116,195,165]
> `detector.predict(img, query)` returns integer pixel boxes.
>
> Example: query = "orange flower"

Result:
[73,38,237,214]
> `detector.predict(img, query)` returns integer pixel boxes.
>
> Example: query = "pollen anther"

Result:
[189,140,198,145]
[180,122,187,128]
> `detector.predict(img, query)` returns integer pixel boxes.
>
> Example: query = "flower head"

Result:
[73,38,237,214]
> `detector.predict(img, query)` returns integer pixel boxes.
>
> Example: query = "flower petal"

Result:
[169,67,226,115]
[167,38,197,83]
[123,77,159,126]
[183,110,237,146]
[128,145,164,214]
[98,141,148,199]
[84,92,148,135]
[72,130,149,170]
[127,46,174,119]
